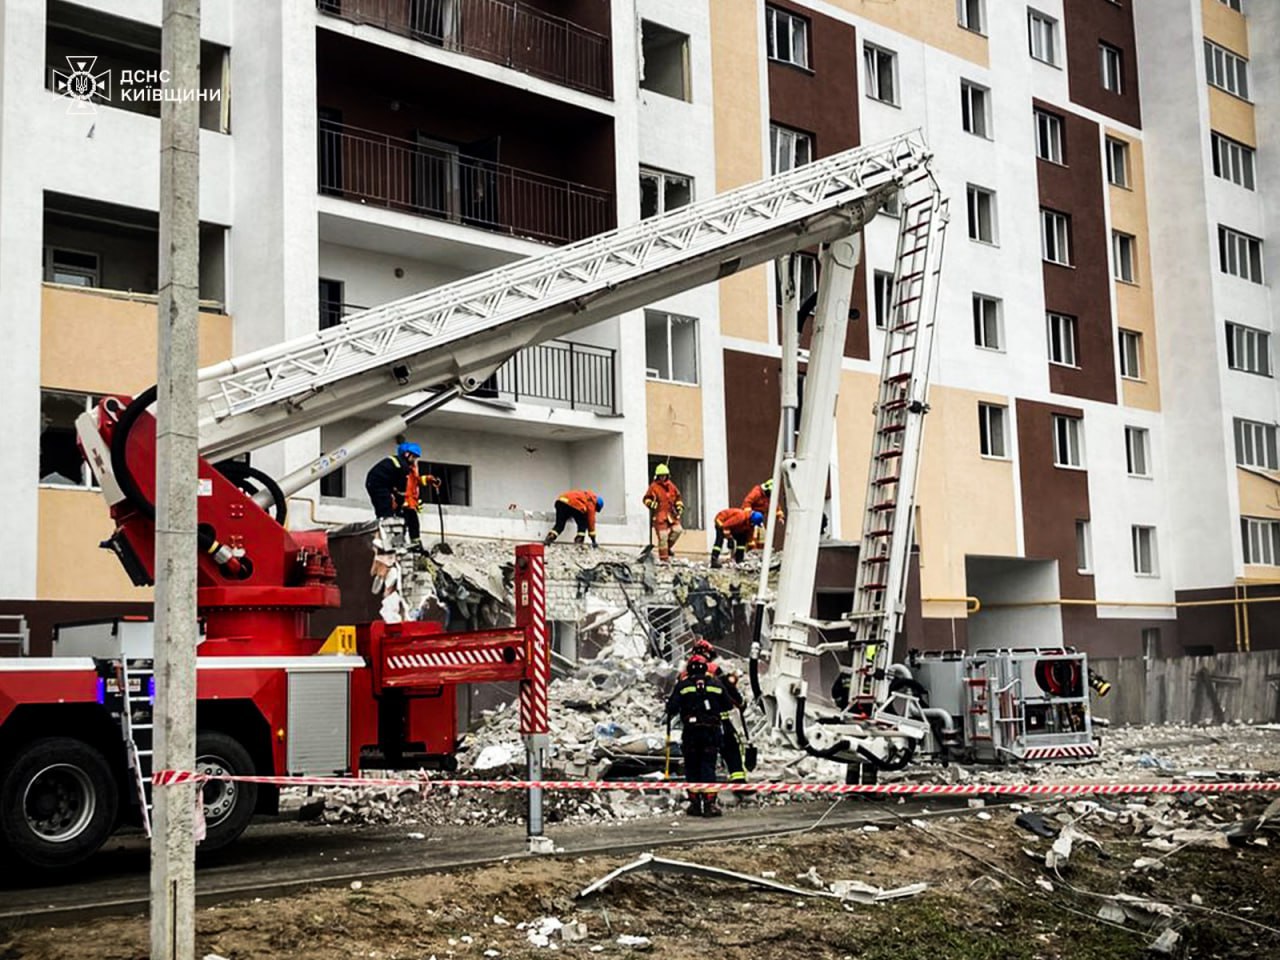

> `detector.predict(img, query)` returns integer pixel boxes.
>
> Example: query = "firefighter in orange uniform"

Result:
[710,508,764,568]
[740,478,783,549]
[544,489,604,547]
[642,463,684,561]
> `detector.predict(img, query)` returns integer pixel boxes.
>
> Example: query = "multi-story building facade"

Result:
[0,0,1275,658]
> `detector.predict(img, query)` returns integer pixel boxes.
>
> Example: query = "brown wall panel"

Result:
[0,600,153,658]
[1063,0,1141,128]
[766,1,867,359]
[1015,398,1095,605]
[1035,101,1115,405]
[723,350,782,511]
[1175,584,1280,655]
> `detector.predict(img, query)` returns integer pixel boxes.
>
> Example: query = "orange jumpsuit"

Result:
[642,477,684,560]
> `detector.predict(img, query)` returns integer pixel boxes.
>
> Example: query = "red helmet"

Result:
[687,654,709,676]
[692,639,714,658]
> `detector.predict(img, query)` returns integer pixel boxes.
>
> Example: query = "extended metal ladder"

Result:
[843,187,949,716]
[114,659,155,837]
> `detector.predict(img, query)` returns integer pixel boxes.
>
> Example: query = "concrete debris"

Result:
[525,917,563,948]
[615,934,653,950]
[560,922,589,943]
[1147,928,1180,955]
[1034,878,1054,893]
[828,879,928,903]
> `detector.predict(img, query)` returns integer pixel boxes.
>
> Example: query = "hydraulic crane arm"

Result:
[193,132,935,461]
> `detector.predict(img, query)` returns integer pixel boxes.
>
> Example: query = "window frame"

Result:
[1125,425,1151,477]
[765,5,810,69]
[1241,516,1280,565]
[960,79,992,139]
[1105,137,1130,188]
[1218,0,1243,12]
[1099,42,1123,94]
[1211,132,1256,190]
[639,19,692,102]
[644,309,700,386]
[873,269,895,330]
[769,122,814,175]
[1112,231,1137,284]
[1204,40,1249,100]
[863,42,899,106]
[1040,208,1071,266]
[420,459,473,507]
[1034,109,1065,164]
[978,402,1007,459]
[1226,322,1272,377]
[639,166,693,219]
[1131,525,1158,577]
[1075,519,1093,574]
[1052,414,1084,469]
[1118,328,1143,380]
[966,184,997,244]
[1046,312,1078,367]
[44,246,101,287]
[1218,225,1264,283]
[956,0,985,35]
[39,389,102,489]
[1234,417,1279,470]
[1028,9,1058,66]
[972,293,1003,351]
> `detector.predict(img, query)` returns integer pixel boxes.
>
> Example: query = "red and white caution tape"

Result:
[152,769,1280,797]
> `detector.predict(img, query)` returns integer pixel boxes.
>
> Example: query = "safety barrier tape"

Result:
[152,770,1280,797]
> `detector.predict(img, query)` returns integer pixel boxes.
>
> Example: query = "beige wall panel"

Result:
[825,0,988,65]
[1108,134,1161,412]
[37,489,151,601]
[1201,0,1249,58]
[1238,468,1280,518]
[646,381,704,459]
[42,286,233,395]
[1207,87,1256,147]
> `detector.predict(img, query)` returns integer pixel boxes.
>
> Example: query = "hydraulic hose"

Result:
[214,459,287,525]
[748,603,765,700]
[793,694,851,761]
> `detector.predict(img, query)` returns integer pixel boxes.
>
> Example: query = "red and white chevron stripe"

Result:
[387,648,510,670]
[519,545,549,736]
[1022,744,1099,760]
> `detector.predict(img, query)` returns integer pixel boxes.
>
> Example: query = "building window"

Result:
[319,277,344,330]
[1034,109,1064,164]
[639,167,693,219]
[967,185,996,243]
[1046,312,1077,367]
[1211,133,1256,190]
[1028,9,1058,66]
[1119,329,1143,379]
[1234,418,1279,470]
[1226,322,1272,377]
[1131,525,1158,576]
[1242,517,1280,565]
[1218,226,1263,283]
[319,466,345,499]
[770,123,814,174]
[1106,137,1130,188]
[873,270,895,330]
[1218,0,1243,11]
[1075,520,1092,573]
[1204,40,1249,100]
[1099,43,1123,93]
[978,402,1007,458]
[961,80,991,138]
[1125,426,1151,477]
[863,43,898,105]
[972,294,1002,350]
[1052,414,1084,468]
[639,20,691,101]
[957,0,985,34]
[420,460,472,506]
[1041,209,1071,265]
[1112,232,1137,283]
[648,455,703,529]
[43,247,100,287]
[40,390,102,487]
[765,6,809,69]
[645,310,699,385]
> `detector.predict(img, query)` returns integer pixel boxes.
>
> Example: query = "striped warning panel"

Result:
[387,648,514,670]
[1021,744,1098,761]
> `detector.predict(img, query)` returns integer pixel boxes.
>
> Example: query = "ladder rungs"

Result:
[893,294,922,308]
[865,528,893,537]
[871,502,897,513]
[872,476,899,487]
[887,346,915,358]
[885,373,912,384]
[862,557,890,565]
[876,450,903,461]
[899,244,929,258]
[898,270,925,284]
[879,424,906,435]
[880,398,909,410]
[892,323,918,334]
[860,582,888,590]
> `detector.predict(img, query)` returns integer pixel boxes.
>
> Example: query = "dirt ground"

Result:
[2,794,1277,960]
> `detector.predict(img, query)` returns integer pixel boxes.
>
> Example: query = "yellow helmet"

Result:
[654,463,671,477]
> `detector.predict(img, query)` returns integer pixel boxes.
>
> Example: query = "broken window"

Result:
[639,20,690,101]
[645,310,699,385]
[648,455,703,529]
[639,167,693,219]
[40,390,100,488]
[420,461,471,507]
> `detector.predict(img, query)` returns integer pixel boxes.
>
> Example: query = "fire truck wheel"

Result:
[0,737,119,871]
[196,732,258,853]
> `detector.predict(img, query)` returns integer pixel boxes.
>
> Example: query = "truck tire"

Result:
[196,731,258,854]
[0,737,119,871]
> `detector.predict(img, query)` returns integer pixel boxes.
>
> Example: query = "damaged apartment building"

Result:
[3,0,1280,670]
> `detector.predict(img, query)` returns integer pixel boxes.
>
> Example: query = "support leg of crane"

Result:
[844,760,885,801]
[525,733,554,854]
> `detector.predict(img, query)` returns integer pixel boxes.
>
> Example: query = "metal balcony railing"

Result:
[478,339,616,414]
[318,121,613,245]
[316,0,612,98]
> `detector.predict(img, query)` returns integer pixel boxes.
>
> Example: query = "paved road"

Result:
[0,797,964,923]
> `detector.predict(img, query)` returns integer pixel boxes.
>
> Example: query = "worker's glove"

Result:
[675,503,684,518]
[426,474,441,490]
[590,534,599,549]
[726,672,739,687]
[643,498,657,510]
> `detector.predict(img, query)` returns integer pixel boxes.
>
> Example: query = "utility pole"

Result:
[151,2,201,958]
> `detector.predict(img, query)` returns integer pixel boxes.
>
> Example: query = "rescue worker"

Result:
[710,508,765,568]
[741,478,784,549]
[687,639,748,785]
[364,442,438,545]
[544,489,603,547]
[665,654,732,817]
[642,463,684,561]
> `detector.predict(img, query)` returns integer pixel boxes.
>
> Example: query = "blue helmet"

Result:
[397,442,422,459]
[749,511,765,526]
[596,495,605,511]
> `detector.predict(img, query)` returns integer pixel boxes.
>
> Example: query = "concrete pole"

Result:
[151,3,201,959]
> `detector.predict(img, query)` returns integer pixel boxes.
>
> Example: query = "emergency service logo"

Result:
[52,56,111,115]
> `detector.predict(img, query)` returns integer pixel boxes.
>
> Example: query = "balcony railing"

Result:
[317,0,612,98]
[319,121,613,245]
[479,339,616,414]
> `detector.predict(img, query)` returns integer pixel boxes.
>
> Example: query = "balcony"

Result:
[318,120,613,245]
[317,0,612,98]
[481,339,616,414]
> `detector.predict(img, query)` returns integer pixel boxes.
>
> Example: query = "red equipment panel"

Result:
[365,621,529,689]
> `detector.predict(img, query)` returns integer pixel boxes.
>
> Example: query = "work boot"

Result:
[573,534,585,546]
[543,531,558,546]
[685,795,704,816]
[709,554,722,569]
[702,795,723,818]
